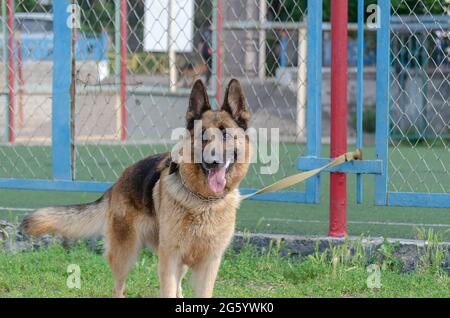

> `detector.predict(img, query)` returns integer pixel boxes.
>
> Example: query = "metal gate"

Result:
[0,0,449,209]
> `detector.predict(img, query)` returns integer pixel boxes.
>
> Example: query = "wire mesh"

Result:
[0,0,309,192]
[389,0,450,194]
[0,0,449,198]
[0,0,53,179]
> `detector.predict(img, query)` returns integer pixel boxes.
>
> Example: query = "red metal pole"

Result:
[215,0,223,105]
[7,0,15,144]
[329,0,348,237]
[120,0,127,141]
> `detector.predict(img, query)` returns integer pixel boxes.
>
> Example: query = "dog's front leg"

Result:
[158,251,181,298]
[191,256,222,298]
[176,264,189,298]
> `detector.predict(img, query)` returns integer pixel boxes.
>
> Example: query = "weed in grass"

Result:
[262,239,287,259]
[330,239,351,275]
[415,228,449,276]
[351,237,368,268]
[375,239,403,273]
[307,241,328,266]
[241,229,252,243]
[303,237,369,279]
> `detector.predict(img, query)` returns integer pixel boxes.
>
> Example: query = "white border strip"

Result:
[0,207,35,212]
[265,218,450,228]
[2,208,449,228]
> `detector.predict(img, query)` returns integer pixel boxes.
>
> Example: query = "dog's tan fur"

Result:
[21,79,251,298]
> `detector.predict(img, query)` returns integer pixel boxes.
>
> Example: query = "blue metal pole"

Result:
[375,0,390,205]
[280,31,287,67]
[356,0,364,204]
[305,0,323,204]
[52,0,73,180]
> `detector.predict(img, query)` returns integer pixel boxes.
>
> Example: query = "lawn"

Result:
[0,143,449,240]
[0,242,448,298]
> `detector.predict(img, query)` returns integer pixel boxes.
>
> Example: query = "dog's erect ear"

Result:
[186,79,211,129]
[221,79,250,129]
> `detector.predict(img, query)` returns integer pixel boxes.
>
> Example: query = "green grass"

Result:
[0,143,449,240]
[0,242,448,298]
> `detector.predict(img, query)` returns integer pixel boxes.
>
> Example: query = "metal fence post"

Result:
[52,0,73,180]
[305,0,323,204]
[375,0,390,205]
[329,0,348,237]
[356,0,365,204]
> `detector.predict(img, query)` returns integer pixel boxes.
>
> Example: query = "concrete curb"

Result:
[232,232,450,274]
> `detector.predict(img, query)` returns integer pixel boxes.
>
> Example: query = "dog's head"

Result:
[177,79,252,198]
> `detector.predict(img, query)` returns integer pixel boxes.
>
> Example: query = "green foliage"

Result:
[415,228,449,276]
[262,239,286,258]
[15,0,49,13]
[391,0,448,15]
[307,241,328,265]
[376,238,403,272]
[268,0,307,22]
[351,107,376,134]
[265,37,280,76]
[77,0,115,34]
[127,52,169,74]
[363,109,376,134]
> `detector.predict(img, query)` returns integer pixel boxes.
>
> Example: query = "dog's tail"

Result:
[21,193,109,239]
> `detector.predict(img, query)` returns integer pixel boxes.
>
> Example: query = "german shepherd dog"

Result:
[21,79,251,298]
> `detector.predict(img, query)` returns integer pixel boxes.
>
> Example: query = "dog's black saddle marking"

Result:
[121,153,167,213]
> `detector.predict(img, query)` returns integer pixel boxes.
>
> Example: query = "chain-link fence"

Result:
[0,0,310,192]
[0,0,449,201]
[389,0,450,195]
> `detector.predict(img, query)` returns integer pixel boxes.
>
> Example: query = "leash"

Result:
[241,149,362,200]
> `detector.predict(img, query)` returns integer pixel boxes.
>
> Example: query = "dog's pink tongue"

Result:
[207,167,227,193]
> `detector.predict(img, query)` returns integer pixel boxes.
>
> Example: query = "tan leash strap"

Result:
[241,149,362,200]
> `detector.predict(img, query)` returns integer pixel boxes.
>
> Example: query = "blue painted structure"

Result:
[0,32,108,61]
[323,39,376,67]
[356,0,364,204]
[280,32,288,67]
[0,0,448,209]
[375,0,390,206]
[51,0,73,181]
[305,0,323,204]
[0,12,108,62]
